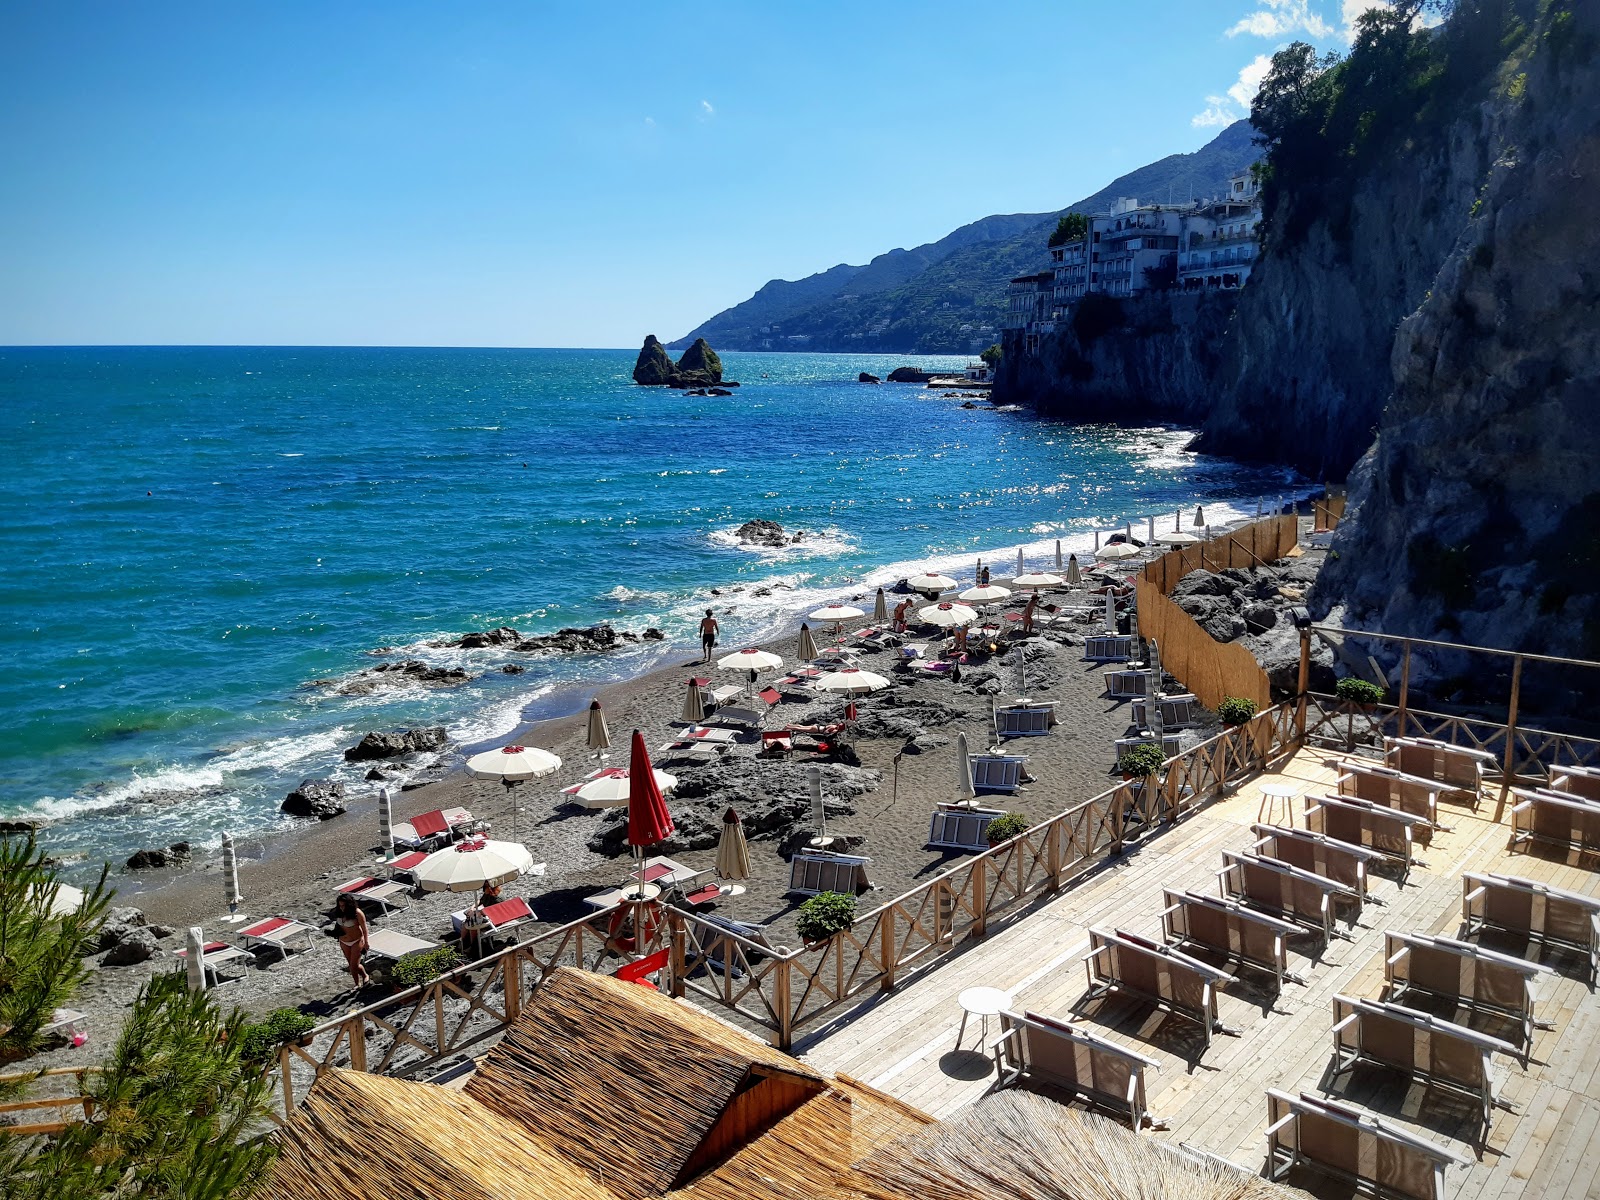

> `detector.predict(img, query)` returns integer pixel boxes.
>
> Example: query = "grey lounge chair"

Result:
[1250,823,1382,903]
[1385,736,1494,809]
[1160,888,1303,990]
[1082,927,1237,1050]
[1264,1089,1468,1200]
[1217,849,1357,944]
[990,1009,1161,1130]
[1382,930,1552,1064]
[1305,794,1430,883]
[1461,871,1600,982]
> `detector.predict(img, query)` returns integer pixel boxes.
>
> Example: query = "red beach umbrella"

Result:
[626,730,674,890]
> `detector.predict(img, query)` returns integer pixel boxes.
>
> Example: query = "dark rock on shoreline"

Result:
[344,727,449,762]
[325,660,471,696]
[125,843,192,871]
[458,627,521,649]
[433,623,645,657]
[280,778,347,821]
[886,366,933,383]
[858,372,881,384]
[735,519,806,549]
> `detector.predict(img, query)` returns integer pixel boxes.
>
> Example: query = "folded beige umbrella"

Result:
[715,808,752,881]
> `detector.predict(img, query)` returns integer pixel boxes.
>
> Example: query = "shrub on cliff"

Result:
[980,343,1003,368]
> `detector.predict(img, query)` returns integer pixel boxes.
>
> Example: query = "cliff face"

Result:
[1314,4,1600,669]
[994,292,1238,425]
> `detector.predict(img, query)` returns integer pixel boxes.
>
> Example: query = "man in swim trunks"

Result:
[699,610,720,663]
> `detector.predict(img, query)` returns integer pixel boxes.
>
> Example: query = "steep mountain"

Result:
[670,122,1258,355]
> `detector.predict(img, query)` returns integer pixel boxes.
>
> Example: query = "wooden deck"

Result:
[801,747,1600,1199]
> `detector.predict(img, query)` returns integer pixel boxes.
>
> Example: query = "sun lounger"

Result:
[1264,1089,1468,1200]
[1083,634,1135,662]
[174,939,251,988]
[759,730,794,757]
[1383,930,1552,1064]
[990,1009,1161,1130]
[40,1008,87,1045]
[1509,787,1600,857]
[1114,734,1181,761]
[787,849,872,897]
[239,915,318,963]
[1103,669,1156,698]
[681,725,739,743]
[927,804,1009,851]
[1385,736,1494,809]
[855,627,902,649]
[689,913,789,980]
[1218,850,1355,944]
[392,806,474,852]
[1336,760,1442,833]
[336,876,411,916]
[1250,824,1381,903]
[1551,765,1600,803]
[971,753,1026,794]
[450,896,536,947]
[706,683,743,707]
[383,849,430,881]
[1330,994,1515,1135]
[364,928,439,973]
[1132,693,1198,730]
[1160,888,1303,990]
[1461,871,1600,982]
[1083,927,1237,1049]
[1305,794,1428,882]
[994,703,1054,738]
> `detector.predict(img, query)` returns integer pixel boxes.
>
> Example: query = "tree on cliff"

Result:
[980,343,1003,368]
[1047,213,1089,248]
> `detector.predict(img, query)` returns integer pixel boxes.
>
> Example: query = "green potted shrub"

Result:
[984,812,1030,847]
[389,945,462,991]
[1116,741,1166,782]
[1217,696,1258,726]
[236,1007,318,1067]
[795,891,857,948]
[1335,677,1386,709]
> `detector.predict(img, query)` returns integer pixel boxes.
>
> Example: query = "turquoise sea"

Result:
[0,347,1301,872]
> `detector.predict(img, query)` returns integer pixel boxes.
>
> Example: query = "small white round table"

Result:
[955,985,1010,1050]
[1258,783,1298,827]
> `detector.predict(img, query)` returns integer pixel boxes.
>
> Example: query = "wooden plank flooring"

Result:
[801,748,1600,1198]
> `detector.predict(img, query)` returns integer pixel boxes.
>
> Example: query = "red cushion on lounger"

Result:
[242,916,292,937]
[483,897,533,927]
[682,884,722,907]
[640,864,672,884]
[178,941,231,957]
[339,877,375,893]
[409,810,450,838]
[392,850,427,870]
[758,687,781,705]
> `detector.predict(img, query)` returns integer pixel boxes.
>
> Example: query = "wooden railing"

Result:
[0,1067,99,1136]
[1139,513,1299,595]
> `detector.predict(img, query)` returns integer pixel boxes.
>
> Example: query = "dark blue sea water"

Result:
[0,347,1301,869]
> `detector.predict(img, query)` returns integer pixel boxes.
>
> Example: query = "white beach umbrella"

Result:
[681,678,706,724]
[717,647,783,672]
[465,744,562,783]
[1193,505,1207,528]
[956,731,975,802]
[873,588,888,623]
[814,667,890,694]
[564,767,678,810]
[1015,548,1025,577]
[919,601,979,628]
[1095,542,1140,561]
[958,584,1012,603]
[1155,530,1200,546]
[413,837,538,893]
[796,623,819,662]
[185,926,206,993]
[808,604,866,636]
[1055,540,1064,571]
[1012,572,1063,589]
[906,572,958,593]
[716,808,752,881]
[377,786,395,863]
[1066,554,1083,586]
[221,832,242,918]
[586,700,612,758]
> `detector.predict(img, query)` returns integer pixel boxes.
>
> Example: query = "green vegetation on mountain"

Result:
[1047,212,1089,248]
[670,122,1259,356]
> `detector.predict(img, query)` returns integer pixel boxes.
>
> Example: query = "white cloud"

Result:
[1342,0,1389,33]
[644,116,655,128]
[1227,0,1334,39]
[699,99,715,120]
[1228,53,1275,109]
[1192,98,1237,128]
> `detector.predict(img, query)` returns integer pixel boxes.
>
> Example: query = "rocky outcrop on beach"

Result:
[632,335,729,388]
[585,759,880,857]
[125,843,192,872]
[735,519,805,548]
[344,727,449,762]
[326,660,471,695]
[886,366,934,383]
[280,778,347,821]
[432,623,656,656]
[1169,559,1335,696]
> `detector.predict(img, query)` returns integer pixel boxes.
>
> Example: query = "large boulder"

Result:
[675,338,723,384]
[632,335,676,385]
[734,519,804,548]
[886,366,933,383]
[125,844,190,871]
[858,372,881,384]
[455,626,522,649]
[280,778,347,821]
[104,926,162,966]
[344,727,449,762]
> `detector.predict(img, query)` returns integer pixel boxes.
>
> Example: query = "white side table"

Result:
[955,985,1010,1050]
[1258,783,1298,826]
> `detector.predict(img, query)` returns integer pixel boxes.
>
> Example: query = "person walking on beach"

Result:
[979,565,991,588]
[892,599,909,634]
[698,610,720,663]
[334,892,369,988]
[1022,593,1038,636]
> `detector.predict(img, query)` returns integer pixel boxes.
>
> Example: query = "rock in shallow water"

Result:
[280,778,347,821]
[343,727,449,762]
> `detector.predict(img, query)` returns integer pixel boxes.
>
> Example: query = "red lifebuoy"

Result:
[606,903,662,954]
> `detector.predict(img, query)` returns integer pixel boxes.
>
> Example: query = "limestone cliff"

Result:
[1314,2,1600,670]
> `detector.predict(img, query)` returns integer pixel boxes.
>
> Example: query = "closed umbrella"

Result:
[681,678,706,724]
[1055,540,1064,571]
[1149,638,1162,681]
[956,732,976,806]
[974,558,983,585]
[221,832,242,918]
[873,588,888,623]
[1147,515,1157,543]
[185,926,206,993]
[586,700,612,760]
[625,730,675,899]
[1193,505,1206,528]
[377,786,395,864]
[814,667,890,694]
[906,572,958,594]
[807,765,832,848]
[1066,554,1083,586]
[1015,547,1025,577]
[796,623,818,662]
[414,837,537,892]
[919,601,978,627]
[1104,589,1117,633]
[715,808,752,881]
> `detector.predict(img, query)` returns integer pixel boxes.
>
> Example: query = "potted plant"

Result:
[1217,696,1258,727]
[388,945,462,992]
[1335,677,1386,709]
[795,891,857,948]
[236,1007,318,1067]
[984,812,1029,847]
[1116,741,1166,783]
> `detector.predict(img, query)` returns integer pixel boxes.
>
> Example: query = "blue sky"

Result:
[0,1,1369,348]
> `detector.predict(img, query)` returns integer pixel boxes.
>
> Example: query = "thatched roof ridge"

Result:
[464,968,825,1200]
[262,1068,615,1200]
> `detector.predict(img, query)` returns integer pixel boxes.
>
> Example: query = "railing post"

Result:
[345,1014,367,1073]
[280,1047,295,1119]
[1111,784,1128,854]
[667,909,687,999]
[503,947,523,1021]
[1493,654,1524,823]
[1294,628,1311,743]
[1397,643,1412,740]
[880,906,897,992]
[775,959,794,1051]
[1047,817,1064,888]
[434,983,447,1050]
[973,856,989,938]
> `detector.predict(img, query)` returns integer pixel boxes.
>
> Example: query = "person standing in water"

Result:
[699,610,720,663]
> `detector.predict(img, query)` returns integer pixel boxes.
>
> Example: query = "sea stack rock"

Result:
[632,335,676,385]
[673,338,723,386]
